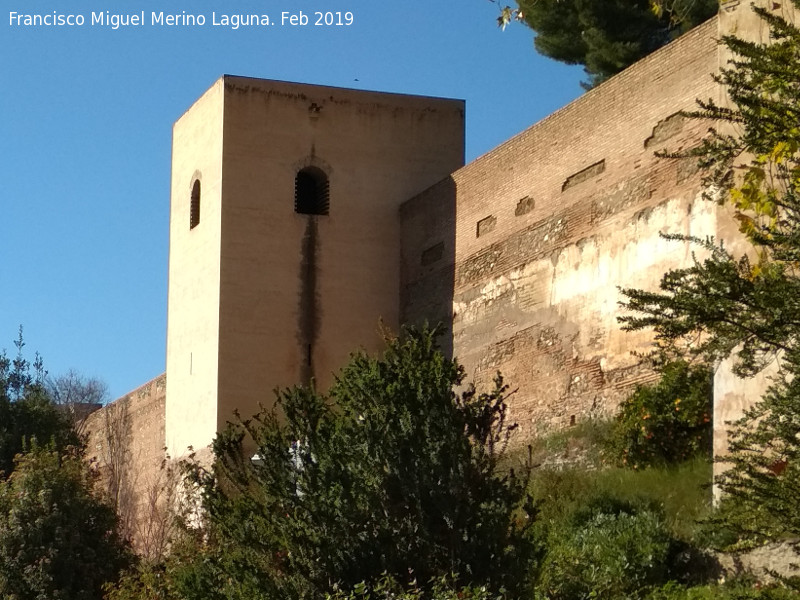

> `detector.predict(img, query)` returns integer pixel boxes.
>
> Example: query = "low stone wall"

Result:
[84,374,168,557]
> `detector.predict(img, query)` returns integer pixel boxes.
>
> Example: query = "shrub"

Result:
[186,326,538,600]
[327,574,503,600]
[531,458,712,542]
[0,446,131,599]
[608,360,712,469]
[537,496,675,600]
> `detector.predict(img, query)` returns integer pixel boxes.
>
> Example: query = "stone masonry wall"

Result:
[401,17,729,444]
[84,374,167,555]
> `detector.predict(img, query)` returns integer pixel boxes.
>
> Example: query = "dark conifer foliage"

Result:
[515,0,717,88]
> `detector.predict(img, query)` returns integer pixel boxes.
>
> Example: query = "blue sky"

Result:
[0,0,585,399]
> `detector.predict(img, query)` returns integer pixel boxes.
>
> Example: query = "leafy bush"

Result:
[608,360,712,469]
[0,446,131,599]
[106,562,174,600]
[537,495,676,599]
[327,574,504,600]
[184,326,537,600]
[646,579,800,599]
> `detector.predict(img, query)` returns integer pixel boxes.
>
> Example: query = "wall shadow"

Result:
[399,175,457,358]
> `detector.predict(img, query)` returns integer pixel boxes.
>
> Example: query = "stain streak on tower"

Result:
[165,76,465,457]
[298,217,319,385]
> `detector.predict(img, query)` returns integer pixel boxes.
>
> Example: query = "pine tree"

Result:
[513,0,717,88]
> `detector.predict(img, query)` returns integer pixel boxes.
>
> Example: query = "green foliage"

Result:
[711,353,800,548]
[107,563,174,600]
[0,328,79,477]
[537,495,677,599]
[619,0,800,562]
[0,446,131,599]
[607,361,713,468]
[513,0,716,88]
[646,578,800,599]
[0,329,127,598]
[185,326,537,600]
[531,459,715,599]
[327,574,503,600]
[105,550,208,600]
[532,457,712,542]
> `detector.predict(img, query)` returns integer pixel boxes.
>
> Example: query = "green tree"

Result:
[0,328,80,477]
[180,326,537,600]
[608,360,713,469]
[0,446,131,600]
[620,0,800,553]
[506,0,716,88]
[710,370,800,552]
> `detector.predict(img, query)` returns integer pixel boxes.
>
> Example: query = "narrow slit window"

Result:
[294,167,329,215]
[190,180,201,229]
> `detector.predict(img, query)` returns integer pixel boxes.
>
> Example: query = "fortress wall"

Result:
[401,17,724,440]
[84,373,167,483]
[400,176,457,355]
[84,374,167,553]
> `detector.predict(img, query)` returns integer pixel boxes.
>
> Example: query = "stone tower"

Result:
[165,76,464,457]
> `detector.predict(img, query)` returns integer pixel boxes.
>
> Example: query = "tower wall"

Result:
[166,81,225,457]
[167,77,464,456]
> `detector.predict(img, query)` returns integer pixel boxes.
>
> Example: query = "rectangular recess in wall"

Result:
[562,159,605,192]
[515,196,535,216]
[420,241,444,266]
[476,215,497,237]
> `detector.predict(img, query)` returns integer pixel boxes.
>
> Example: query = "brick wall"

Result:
[401,17,726,443]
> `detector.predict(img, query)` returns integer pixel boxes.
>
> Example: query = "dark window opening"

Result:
[190,180,201,229]
[295,167,329,215]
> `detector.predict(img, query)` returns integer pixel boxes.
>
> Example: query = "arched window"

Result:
[294,167,329,216]
[190,180,201,229]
